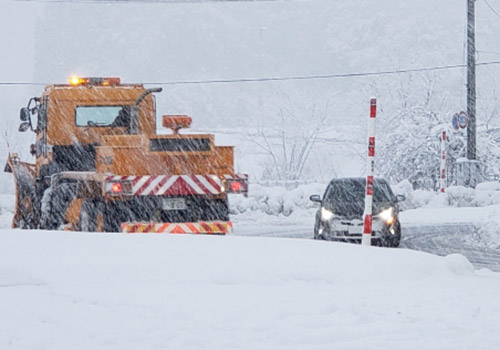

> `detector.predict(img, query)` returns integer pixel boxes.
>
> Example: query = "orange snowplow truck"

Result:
[5,77,248,233]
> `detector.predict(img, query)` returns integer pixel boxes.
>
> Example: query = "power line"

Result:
[14,0,287,3]
[2,61,500,87]
[144,61,500,86]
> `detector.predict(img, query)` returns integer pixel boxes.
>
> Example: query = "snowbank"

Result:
[229,182,327,216]
[229,180,500,215]
[0,194,14,229]
[0,229,499,350]
[391,181,500,209]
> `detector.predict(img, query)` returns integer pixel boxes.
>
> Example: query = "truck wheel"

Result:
[102,203,122,233]
[79,199,103,232]
[40,187,55,230]
[40,182,76,230]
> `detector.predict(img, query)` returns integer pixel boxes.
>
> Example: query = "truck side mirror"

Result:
[19,122,31,132]
[20,107,30,122]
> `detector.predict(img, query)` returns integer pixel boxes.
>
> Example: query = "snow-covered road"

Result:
[401,224,500,272]
[232,210,500,272]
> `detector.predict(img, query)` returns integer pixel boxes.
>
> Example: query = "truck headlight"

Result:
[378,208,395,225]
[321,207,335,221]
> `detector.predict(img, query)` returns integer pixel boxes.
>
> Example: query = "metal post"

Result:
[467,0,476,160]
[440,131,447,193]
[362,98,376,246]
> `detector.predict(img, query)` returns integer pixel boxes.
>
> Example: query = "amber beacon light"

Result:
[69,76,121,86]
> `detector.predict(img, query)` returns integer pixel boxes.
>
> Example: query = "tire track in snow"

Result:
[401,224,500,272]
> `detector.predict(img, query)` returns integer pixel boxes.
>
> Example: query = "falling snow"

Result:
[2,0,500,349]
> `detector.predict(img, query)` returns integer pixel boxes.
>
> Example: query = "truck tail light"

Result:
[106,181,132,196]
[231,182,241,192]
[224,176,248,197]
[112,182,122,193]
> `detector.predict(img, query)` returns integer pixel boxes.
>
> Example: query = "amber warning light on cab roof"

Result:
[69,76,121,86]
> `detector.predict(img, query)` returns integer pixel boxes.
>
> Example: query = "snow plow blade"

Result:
[121,221,233,234]
[5,154,38,229]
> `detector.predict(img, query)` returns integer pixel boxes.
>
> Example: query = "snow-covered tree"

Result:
[377,73,457,189]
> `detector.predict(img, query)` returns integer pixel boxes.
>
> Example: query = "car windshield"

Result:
[323,178,394,205]
[75,105,130,127]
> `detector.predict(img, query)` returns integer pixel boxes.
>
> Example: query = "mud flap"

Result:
[6,154,37,228]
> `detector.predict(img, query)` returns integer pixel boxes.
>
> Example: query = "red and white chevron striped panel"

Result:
[121,221,233,234]
[105,174,248,196]
[105,175,224,196]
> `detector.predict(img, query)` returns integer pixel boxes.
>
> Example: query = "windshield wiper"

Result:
[87,121,107,127]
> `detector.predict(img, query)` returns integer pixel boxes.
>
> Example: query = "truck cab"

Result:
[23,78,156,179]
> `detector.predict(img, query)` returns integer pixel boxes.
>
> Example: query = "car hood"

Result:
[324,201,395,219]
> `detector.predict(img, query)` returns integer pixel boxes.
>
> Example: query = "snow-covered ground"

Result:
[1,229,499,350]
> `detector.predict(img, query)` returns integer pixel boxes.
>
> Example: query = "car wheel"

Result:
[313,229,321,240]
[389,230,401,247]
[314,232,324,240]
[313,220,328,240]
[384,222,401,248]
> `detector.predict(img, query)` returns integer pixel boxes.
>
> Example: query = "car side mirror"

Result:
[309,194,322,203]
[20,107,30,122]
[19,122,31,132]
[396,194,406,202]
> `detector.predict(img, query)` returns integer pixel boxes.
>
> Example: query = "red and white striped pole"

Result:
[362,98,377,246]
[440,131,447,193]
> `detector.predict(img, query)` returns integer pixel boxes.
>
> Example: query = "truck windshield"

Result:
[75,106,129,127]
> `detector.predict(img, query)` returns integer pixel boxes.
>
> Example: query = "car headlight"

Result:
[378,208,395,225]
[321,207,335,221]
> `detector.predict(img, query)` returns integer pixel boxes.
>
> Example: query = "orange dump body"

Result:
[96,134,234,176]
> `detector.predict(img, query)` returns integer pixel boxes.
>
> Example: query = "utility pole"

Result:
[467,0,476,160]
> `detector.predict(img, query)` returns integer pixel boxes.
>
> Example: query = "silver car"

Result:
[310,178,405,247]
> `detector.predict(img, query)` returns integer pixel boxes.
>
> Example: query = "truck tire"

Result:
[101,203,122,233]
[40,182,76,230]
[79,199,104,232]
[39,187,56,230]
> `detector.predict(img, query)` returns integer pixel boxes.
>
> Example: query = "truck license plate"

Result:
[162,198,186,210]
